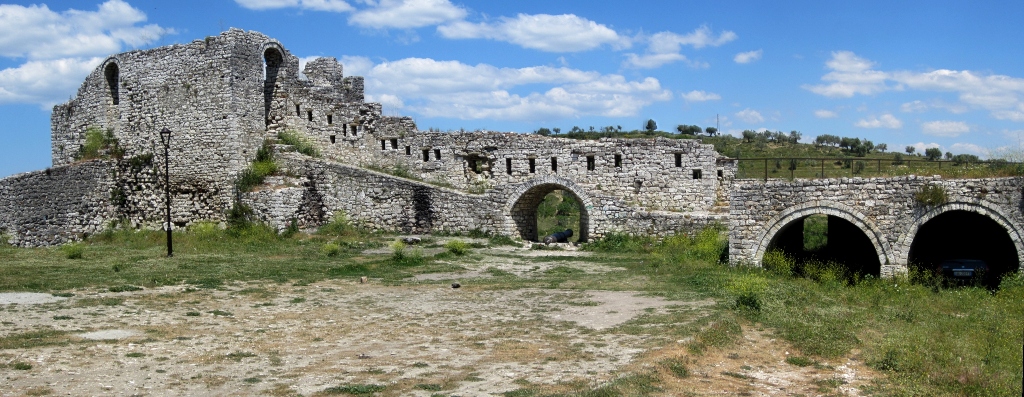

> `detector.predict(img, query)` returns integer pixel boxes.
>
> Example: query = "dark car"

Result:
[939,259,989,281]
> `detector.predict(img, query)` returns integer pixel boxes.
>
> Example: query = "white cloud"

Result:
[349,56,672,121]
[735,108,764,123]
[900,100,928,112]
[0,1,172,108]
[806,51,1024,122]
[235,0,353,11]
[0,0,172,60]
[438,14,628,52]
[733,49,762,64]
[0,57,104,107]
[814,109,838,118]
[907,141,942,154]
[802,51,890,97]
[624,26,736,69]
[350,0,465,29]
[855,114,902,129]
[681,90,720,102]
[950,142,986,156]
[921,120,970,137]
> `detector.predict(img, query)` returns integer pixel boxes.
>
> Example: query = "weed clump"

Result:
[444,239,469,256]
[914,183,948,207]
[60,243,84,259]
[278,130,320,157]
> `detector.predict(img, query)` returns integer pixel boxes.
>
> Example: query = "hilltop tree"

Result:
[876,143,887,153]
[925,147,943,161]
[705,127,718,136]
[906,146,916,155]
[535,127,551,136]
[645,119,658,132]
[676,124,701,135]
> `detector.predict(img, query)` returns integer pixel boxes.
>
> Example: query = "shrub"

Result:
[444,239,469,256]
[278,130,320,157]
[914,184,948,207]
[78,127,121,160]
[322,243,341,257]
[61,243,84,259]
[727,273,769,311]
[317,211,353,236]
[761,249,794,276]
[226,202,255,229]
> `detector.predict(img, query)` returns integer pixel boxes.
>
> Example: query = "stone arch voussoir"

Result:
[894,202,1024,271]
[502,176,595,242]
[752,201,891,269]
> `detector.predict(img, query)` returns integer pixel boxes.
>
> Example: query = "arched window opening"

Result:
[263,48,284,127]
[104,63,119,105]
[763,214,881,280]
[908,210,1018,289]
[511,184,588,243]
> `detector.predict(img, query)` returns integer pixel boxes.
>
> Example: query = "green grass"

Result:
[1,223,1022,396]
[278,130,320,158]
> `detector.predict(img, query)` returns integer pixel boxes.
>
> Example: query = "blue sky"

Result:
[2,0,1024,177]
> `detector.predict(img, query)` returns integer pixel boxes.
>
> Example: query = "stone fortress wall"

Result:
[0,29,733,246]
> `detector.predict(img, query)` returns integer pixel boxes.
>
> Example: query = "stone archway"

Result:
[262,44,285,127]
[752,202,891,272]
[895,202,1024,272]
[505,177,593,242]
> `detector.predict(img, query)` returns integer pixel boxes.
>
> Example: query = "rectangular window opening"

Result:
[434,149,441,160]
[674,153,682,167]
[717,169,724,178]
[327,115,333,125]
[381,140,387,151]
[405,146,411,155]
[390,138,398,149]
[586,156,595,171]
[614,154,622,168]
[692,169,703,179]
[506,158,512,175]
[295,104,301,117]
[551,157,557,172]
[529,158,536,173]
[422,149,430,162]
[307,111,313,122]
[330,135,336,144]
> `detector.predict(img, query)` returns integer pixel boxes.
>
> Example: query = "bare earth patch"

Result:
[1,270,878,396]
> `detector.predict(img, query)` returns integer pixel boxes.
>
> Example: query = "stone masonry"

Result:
[729,176,1024,275]
[0,29,733,246]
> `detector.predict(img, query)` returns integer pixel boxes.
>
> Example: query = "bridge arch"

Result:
[752,201,891,271]
[503,176,594,242]
[895,202,1024,272]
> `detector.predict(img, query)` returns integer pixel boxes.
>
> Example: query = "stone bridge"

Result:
[728,176,1024,278]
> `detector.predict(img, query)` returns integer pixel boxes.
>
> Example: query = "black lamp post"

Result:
[159,128,172,257]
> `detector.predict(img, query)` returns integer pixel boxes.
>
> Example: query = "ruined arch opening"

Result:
[263,48,284,127]
[764,214,881,278]
[908,210,1019,288]
[511,184,588,242]
[104,62,119,105]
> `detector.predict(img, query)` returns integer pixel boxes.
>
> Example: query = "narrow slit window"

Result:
[405,146,411,155]
[295,105,301,117]
[327,115,333,125]
[352,125,358,136]
[434,149,441,160]
[674,153,682,167]
[586,156,595,171]
[390,138,398,149]
[506,158,512,175]
[423,149,430,162]
[529,158,536,173]
[307,111,313,122]
[381,140,387,151]
[330,135,336,144]
[614,154,622,168]
[692,169,702,179]
[551,157,557,172]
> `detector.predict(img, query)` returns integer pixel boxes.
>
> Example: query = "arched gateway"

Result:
[504,177,594,242]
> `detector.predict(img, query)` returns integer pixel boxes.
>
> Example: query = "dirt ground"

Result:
[0,245,880,396]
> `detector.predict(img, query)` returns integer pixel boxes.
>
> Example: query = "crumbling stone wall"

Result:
[0,161,114,246]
